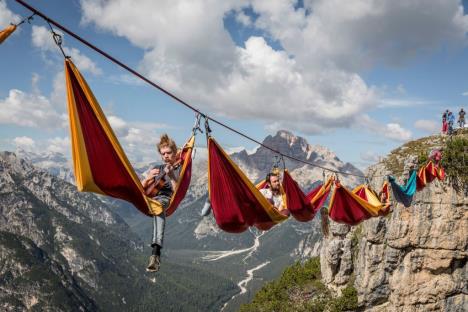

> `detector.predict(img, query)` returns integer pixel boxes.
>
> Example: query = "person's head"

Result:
[461,108,465,112]
[157,134,177,164]
[265,172,281,192]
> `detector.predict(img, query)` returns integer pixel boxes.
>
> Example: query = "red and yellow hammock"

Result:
[353,183,391,216]
[0,24,16,44]
[328,181,390,225]
[416,160,445,191]
[283,171,332,222]
[65,59,193,217]
[208,137,288,233]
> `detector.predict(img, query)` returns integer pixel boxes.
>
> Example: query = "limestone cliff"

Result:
[320,134,467,311]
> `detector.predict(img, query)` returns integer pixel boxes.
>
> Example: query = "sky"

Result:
[1,0,467,169]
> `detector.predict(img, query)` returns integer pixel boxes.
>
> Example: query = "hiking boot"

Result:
[146,255,160,272]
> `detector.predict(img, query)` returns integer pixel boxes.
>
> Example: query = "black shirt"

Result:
[152,163,181,200]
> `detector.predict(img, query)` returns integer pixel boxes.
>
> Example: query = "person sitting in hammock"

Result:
[141,134,181,272]
[260,172,288,216]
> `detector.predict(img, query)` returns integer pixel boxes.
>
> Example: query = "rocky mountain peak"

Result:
[14,149,75,184]
[231,130,363,186]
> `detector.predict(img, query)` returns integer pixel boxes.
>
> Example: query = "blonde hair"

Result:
[157,134,177,154]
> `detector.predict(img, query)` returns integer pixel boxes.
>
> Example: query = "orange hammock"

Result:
[328,181,382,226]
[208,137,288,233]
[416,161,445,191]
[283,171,332,222]
[0,24,16,44]
[65,59,194,217]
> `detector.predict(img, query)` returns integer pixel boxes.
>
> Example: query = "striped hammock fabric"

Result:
[208,137,288,233]
[0,24,16,44]
[65,59,193,217]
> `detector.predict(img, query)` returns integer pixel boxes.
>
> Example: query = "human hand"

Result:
[149,168,160,178]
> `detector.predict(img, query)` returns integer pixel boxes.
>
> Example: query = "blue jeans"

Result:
[152,196,170,247]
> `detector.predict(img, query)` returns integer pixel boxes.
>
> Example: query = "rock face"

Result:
[0,151,138,310]
[320,155,467,311]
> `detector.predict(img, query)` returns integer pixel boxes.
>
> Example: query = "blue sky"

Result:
[1,0,467,169]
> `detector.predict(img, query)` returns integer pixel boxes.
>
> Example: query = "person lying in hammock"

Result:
[141,134,181,272]
[260,172,289,216]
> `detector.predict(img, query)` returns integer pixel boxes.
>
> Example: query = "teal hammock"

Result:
[388,170,417,208]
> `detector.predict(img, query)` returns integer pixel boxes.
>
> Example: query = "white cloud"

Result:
[79,0,468,135]
[360,150,381,164]
[378,98,435,108]
[396,84,406,95]
[462,91,468,96]
[0,0,20,27]
[107,74,145,86]
[253,0,468,70]
[107,114,169,163]
[108,115,129,136]
[13,136,36,151]
[46,137,70,154]
[31,25,102,75]
[384,123,412,141]
[31,24,58,51]
[1,71,70,130]
[236,10,253,26]
[50,71,67,110]
[12,136,69,156]
[361,114,412,142]
[414,119,439,133]
[0,87,66,129]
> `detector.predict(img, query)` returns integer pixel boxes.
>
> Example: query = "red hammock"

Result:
[208,137,288,233]
[65,59,193,217]
[282,171,332,222]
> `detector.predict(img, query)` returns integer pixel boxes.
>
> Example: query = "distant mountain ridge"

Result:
[231,129,363,184]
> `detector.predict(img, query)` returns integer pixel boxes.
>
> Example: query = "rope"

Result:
[14,0,372,179]
[14,12,35,26]
[46,21,69,59]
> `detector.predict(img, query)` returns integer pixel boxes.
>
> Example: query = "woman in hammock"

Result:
[141,134,181,272]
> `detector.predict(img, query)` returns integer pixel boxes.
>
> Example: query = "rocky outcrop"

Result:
[320,154,467,311]
[0,231,97,311]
